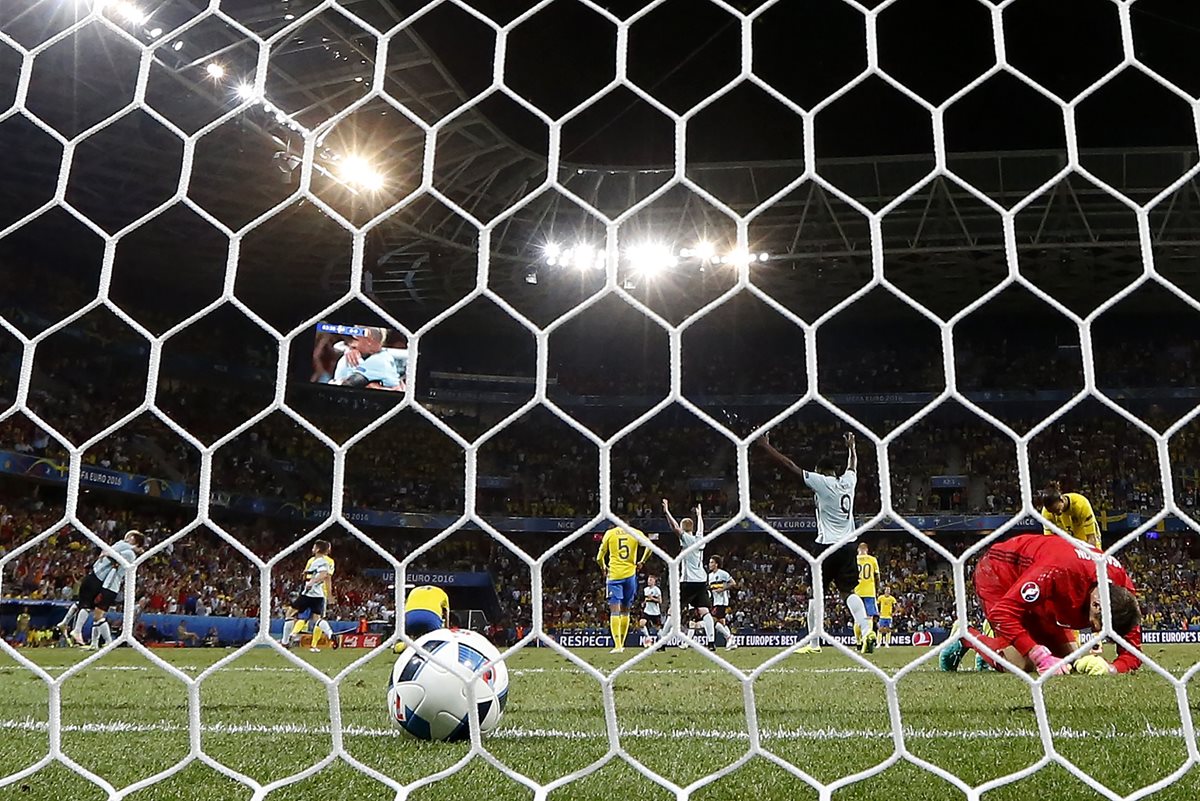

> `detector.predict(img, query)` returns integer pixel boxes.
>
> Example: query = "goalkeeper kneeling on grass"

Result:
[940,534,1143,676]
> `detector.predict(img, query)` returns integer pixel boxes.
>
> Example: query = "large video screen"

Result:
[310,323,408,392]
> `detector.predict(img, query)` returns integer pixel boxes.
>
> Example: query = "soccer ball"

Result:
[386,629,510,741]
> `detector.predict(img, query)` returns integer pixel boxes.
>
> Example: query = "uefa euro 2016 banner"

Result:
[2,448,1189,536]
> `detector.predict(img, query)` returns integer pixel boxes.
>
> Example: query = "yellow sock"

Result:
[854,623,861,642]
[609,615,622,647]
[310,624,323,649]
[619,614,630,644]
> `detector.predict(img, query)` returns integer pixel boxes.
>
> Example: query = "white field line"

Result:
[0,665,875,676]
[0,717,1183,742]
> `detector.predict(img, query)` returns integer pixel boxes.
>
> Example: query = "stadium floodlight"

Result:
[758,252,770,262]
[205,63,226,80]
[235,83,258,101]
[694,241,717,264]
[627,243,676,277]
[339,155,385,192]
[543,243,561,266]
[172,40,184,51]
[148,27,162,38]
[106,1,149,25]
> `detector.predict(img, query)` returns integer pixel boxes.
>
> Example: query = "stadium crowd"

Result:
[5,482,1199,648]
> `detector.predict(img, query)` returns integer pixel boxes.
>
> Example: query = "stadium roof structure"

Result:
[2,0,1198,325]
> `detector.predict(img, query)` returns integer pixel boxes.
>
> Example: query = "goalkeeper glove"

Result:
[1073,654,1114,675]
[1029,645,1069,676]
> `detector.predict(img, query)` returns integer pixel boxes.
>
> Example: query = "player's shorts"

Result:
[643,613,662,628]
[289,595,327,617]
[878,617,893,629]
[606,576,638,606]
[679,581,710,609]
[860,596,878,617]
[814,541,861,592]
[94,588,118,611]
[404,609,444,639]
[77,573,105,610]
[710,605,729,621]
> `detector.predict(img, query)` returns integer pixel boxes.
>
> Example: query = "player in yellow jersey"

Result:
[393,584,451,654]
[876,588,897,647]
[854,542,879,654]
[1041,481,1101,548]
[597,524,649,654]
[281,540,335,652]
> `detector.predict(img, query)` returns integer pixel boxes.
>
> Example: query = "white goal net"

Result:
[0,1,1197,800]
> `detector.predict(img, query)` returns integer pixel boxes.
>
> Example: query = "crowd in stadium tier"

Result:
[4,482,1200,642]
[3,277,1200,523]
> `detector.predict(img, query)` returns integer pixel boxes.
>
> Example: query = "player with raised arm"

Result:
[1041,481,1101,548]
[707,556,739,651]
[853,542,880,653]
[757,431,866,654]
[877,587,897,647]
[638,575,663,648]
[281,540,335,653]
[939,533,1142,675]
[69,530,145,650]
[663,499,710,649]
[597,523,649,654]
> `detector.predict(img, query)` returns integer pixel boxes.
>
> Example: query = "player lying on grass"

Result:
[940,533,1142,675]
[393,584,451,654]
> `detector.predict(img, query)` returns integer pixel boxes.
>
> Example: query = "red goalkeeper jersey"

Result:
[976,534,1142,673]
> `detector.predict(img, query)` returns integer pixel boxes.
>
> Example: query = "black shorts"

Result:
[289,595,327,617]
[679,581,710,610]
[711,605,728,621]
[643,613,662,627]
[814,541,860,593]
[94,589,118,611]
[78,574,105,610]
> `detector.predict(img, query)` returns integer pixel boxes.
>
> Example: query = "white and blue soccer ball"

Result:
[386,629,509,741]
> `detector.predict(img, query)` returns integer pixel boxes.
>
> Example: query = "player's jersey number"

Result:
[618,541,630,560]
[840,494,851,518]
[858,563,874,580]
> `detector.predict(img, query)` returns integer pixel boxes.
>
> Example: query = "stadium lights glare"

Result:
[206,63,226,80]
[627,243,676,277]
[339,155,385,192]
[235,83,258,101]
[543,243,561,265]
[107,1,149,25]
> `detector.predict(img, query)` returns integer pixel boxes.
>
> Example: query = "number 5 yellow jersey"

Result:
[598,526,644,580]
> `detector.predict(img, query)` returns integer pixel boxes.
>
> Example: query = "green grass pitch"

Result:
[1,644,1198,800]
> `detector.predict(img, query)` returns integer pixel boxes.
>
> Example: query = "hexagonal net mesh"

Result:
[0,0,1198,799]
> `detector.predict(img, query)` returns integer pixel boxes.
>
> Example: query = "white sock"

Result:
[318,620,333,637]
[701,612,715,643]
[73,609,89,636]
[282,620,296,644]
[58,604,78,628]
[90,618,103,647]
[807,599,820,639]
[715,622,732,644]
[97,621,112,646]
[846,594,872,636]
